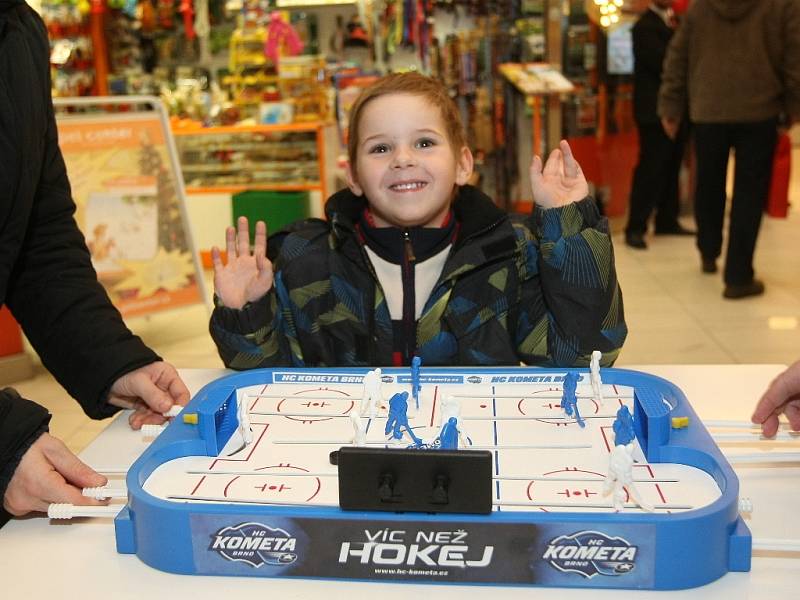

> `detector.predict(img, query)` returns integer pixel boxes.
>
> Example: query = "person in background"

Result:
[752,361,800,437]
[625,0,694,250]
[0,0,190,524]
[658,0,800,298]
[209,73,627,370]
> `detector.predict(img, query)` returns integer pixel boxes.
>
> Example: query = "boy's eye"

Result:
[369,143,390,154]
[416,138,436,149]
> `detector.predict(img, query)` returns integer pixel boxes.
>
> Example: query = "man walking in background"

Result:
[625,0,693,250]
[659,0,800,298]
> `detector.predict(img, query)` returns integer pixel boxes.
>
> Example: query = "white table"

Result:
[2,365,797,599]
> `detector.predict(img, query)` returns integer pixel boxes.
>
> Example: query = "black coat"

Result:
[0,1,159,502]
[632,8,674,124]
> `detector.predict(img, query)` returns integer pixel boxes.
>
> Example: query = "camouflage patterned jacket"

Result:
[210,185,626,368]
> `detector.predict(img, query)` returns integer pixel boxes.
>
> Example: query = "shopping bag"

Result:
[766,132,791,218]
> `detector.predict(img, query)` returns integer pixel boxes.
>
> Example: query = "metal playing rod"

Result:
[270,440,593,449]
[185,469,678,483]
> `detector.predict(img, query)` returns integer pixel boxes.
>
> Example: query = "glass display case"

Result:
[172,122,327,210]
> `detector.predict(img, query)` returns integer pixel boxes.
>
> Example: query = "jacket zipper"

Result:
[402,228,416,363]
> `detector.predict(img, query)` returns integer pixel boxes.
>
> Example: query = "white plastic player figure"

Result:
[438,394,461,427]
[237,395,253,445]
[360,368,383,418]
[602,443,653,512]
[590,350,604,403]
[350,410,367,446]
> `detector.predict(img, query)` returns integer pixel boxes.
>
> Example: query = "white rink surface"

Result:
[144,376,721,513]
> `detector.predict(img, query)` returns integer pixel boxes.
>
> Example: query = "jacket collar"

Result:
[325,185,514,282]
[325,184,506,244]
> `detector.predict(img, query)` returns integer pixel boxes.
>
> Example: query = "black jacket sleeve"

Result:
[1,5,159,419]
[0,388,50,503]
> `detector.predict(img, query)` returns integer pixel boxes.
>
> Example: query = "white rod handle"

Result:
[82,487,127,500]
[752,538,800,552]
[47,504,122,519]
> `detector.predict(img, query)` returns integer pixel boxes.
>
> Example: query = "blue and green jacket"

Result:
[210,185,627,368]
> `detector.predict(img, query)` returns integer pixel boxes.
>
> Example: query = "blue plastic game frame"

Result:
[115,367,751,590]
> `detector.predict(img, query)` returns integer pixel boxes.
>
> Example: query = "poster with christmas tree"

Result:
[55,99,206,318]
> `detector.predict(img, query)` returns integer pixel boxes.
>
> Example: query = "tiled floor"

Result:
[9,148,800,453]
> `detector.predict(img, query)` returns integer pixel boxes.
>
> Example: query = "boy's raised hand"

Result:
[212,217,274,310]
[529,139,589,209]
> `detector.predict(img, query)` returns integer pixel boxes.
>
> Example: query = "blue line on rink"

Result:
[493,386,501,510]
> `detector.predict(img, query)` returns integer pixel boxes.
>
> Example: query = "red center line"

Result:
[429,386,439,427]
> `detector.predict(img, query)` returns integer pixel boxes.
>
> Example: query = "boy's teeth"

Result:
[391,182,425,191]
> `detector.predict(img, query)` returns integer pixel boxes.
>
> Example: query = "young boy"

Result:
[210,73,626,369]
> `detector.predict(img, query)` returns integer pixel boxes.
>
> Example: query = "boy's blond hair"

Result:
[346,73,467,176]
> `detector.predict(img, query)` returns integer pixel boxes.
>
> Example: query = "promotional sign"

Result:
[190,514,655,587]
[55,98,206,317]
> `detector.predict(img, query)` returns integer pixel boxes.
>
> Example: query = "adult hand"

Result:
[212,217,274,310]
[751,361,800,436]
[107,361,190,430]
[661,116,681,140]
[530,140,589,209]
[3,433,107,516]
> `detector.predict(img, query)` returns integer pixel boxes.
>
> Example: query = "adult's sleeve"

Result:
[3,10,159,419]
[657,14,691,119]
[0,388,50,502]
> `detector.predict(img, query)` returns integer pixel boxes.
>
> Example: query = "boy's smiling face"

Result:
[346,93,473,228]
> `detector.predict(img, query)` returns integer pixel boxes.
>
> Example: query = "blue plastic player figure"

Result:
[561,371,585,428]
[613,405,635,446]
[438,417,459,450]
[411,355,422,410]
[385,391,423,446]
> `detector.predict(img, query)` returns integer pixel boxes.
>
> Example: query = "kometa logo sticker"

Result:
[542,530,637,578]
[210,522,298,568]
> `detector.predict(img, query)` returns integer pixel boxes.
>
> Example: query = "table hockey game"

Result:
[114,366,751,590]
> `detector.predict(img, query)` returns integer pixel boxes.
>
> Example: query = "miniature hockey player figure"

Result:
[613,405,635,446]
[237,395,253,445]
[438,394,461,427]
[360,368,383,418]
[350,410,367,446]
[603,442,653,512]
[438,417,460,450]
[561,371,585,427]
[411,355,422,409]
[590,350,604,403]
[604,405,652,511]
[385,391,423,446]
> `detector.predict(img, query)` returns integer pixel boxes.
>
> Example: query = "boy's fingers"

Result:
[529,155,543,180]
[543,148,561,175]
[255,251,266,273]
[211,246,224,271]
[236,216,250,257]
[560,140,578,178]
[253,221,267,258]
[225,226,236,258]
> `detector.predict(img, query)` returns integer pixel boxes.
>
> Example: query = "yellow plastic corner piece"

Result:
[182,413,199,425]
[671,416,689,429]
